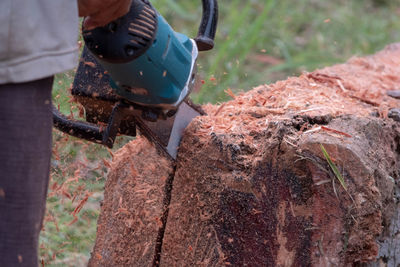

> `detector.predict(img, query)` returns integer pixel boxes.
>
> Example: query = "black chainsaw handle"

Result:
[52,106,106,145]
[52,103,131,148]
[195,0,218,51]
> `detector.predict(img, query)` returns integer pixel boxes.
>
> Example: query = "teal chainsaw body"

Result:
[82,0,216,109]
[107,20,196,107]
[53,0,218,159]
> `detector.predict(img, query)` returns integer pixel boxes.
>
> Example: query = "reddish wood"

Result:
[89,44,400,266]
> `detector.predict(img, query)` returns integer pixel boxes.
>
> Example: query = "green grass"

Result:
[320,144,348,191]
[41,0,400,265]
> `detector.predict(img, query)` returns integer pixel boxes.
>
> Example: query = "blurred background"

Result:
[42,0,399,265]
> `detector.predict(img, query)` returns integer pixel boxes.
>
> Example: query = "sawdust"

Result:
[197,44,400,141]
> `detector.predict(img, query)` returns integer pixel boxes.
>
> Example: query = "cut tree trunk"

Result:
[88,44,400,266]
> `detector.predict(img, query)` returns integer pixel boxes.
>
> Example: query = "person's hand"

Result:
[78,0,132,30]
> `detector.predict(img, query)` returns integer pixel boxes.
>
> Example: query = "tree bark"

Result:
[89,44,400,266]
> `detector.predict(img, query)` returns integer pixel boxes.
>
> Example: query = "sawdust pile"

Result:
[90,44,400,266]
[199,43,400,139]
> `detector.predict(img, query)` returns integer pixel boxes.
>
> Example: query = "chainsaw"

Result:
[53,0,218,159]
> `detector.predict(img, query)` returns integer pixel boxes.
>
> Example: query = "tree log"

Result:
[89,44,400,266]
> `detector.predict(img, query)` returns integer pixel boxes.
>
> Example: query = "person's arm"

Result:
[78,0,132,30]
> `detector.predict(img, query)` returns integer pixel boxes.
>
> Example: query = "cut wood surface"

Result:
[89,44,400,266]
[88,138,174,266]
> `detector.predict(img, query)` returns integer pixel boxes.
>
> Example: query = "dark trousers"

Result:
[0,77,53,266]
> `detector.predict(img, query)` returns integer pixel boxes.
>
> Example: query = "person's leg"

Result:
[0,77,53,266]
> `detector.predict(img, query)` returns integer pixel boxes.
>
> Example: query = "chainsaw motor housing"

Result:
[82,0,198,110]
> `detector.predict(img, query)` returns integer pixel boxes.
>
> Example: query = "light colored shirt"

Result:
[0,0,79,84]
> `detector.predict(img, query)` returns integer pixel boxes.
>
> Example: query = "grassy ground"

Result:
[40,0,400,265]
